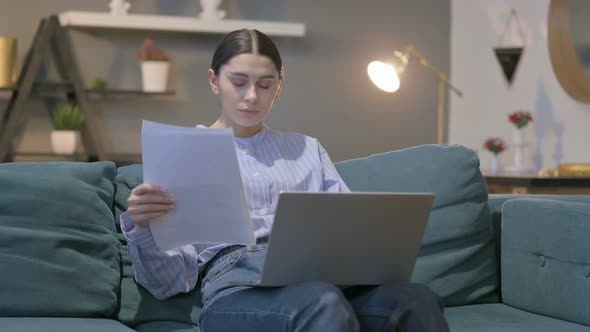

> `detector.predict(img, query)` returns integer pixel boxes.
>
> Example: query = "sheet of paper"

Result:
[141,120,255,251]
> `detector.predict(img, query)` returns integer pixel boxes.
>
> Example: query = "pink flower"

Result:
[135,38,169,62]
[483,137,507,155]
[508,111,533,129]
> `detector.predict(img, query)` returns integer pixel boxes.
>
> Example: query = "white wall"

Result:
[449,0,590,171]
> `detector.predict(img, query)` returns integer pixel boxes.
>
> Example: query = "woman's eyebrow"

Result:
[228,72,277,79]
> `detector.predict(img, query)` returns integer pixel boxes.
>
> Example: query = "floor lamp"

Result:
[367,45,463,144]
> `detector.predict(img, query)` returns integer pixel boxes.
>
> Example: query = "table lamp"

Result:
[367,45,463,144]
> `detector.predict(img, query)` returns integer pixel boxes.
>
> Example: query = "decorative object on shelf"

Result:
[558,163,590,177]
[506,111,534,173]
[0,36,17,87]
[90,77,107,90]
[199,0,226,20]
[109,0,131,16]
[538,163,590,177]
[367,45,463,144]
[537,167,559,177]
[51,102,85,155]
[494,9,526,86]
[136,38,169,92]
[483,137,506,173]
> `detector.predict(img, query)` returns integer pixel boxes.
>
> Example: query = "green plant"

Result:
[90,77,107,90]
[135,38,169,61]
[52,102,85,130]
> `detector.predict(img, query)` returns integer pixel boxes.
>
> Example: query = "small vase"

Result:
[505,127,533,173]
[513,128,525,146]
[488,154,500,173]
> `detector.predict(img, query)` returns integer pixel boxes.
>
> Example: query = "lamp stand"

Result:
[403,46,463,144]
[437,77,445,144]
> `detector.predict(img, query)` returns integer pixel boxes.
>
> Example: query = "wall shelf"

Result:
[0,82,174,100]
[33,82,175,98]
[59,11,306,37]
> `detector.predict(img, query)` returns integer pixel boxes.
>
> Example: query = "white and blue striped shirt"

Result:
[121,124,350,300]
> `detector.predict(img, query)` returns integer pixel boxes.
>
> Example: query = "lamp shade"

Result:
[367,61,400,93]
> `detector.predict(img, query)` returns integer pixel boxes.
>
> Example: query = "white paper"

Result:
[141,120,255,251]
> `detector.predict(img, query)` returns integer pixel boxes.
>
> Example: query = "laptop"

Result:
[230,191,434,287]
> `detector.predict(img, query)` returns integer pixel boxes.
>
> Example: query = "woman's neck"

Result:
[210,118,263,138]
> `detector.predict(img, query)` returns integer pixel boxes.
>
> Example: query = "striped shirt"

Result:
[120,124,350,300]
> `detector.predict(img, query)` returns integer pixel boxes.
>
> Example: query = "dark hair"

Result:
[211,29,283,77]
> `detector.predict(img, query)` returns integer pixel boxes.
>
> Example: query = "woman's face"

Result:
[208,53,282,133]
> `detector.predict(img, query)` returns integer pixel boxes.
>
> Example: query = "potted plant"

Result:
[507,110,534,172]
[508,110,533,142]
[483,137,506,173]
[508,110,533,129]
[90,77,108,91]
[51,102,85,155]
[135,38,170,92]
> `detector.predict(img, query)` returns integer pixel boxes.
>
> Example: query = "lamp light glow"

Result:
[367,61,400,93]
[366,45,463,144]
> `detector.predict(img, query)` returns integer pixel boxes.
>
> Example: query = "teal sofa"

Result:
[1,144,589,332]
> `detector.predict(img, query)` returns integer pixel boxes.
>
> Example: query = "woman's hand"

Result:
[127,183,175,228]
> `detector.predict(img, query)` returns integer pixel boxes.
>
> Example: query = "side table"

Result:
[483,171,590,194]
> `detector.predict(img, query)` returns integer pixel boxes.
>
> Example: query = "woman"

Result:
[121,29,449,332]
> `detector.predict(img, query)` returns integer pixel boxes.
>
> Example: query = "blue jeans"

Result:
[198,244,449,332]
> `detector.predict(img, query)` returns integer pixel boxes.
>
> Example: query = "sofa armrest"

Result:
[501,198,590,326]
[489,194,590,216]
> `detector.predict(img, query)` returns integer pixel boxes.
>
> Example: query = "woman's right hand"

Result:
[127,183,175,228]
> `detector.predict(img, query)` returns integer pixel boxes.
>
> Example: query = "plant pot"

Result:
[51,130,79,155]
[140,61,169,92]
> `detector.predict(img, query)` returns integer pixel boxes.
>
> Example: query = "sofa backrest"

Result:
[0,161,121,318]
[114,144,499,311]
[335,144,499,306]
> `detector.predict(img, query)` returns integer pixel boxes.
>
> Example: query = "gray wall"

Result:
[0,0,450,162]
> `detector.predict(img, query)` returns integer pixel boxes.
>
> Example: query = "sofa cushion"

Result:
[502,198,590,327]
[114,165,204,327]
[0,318,135,332]
[445,303,590,332]
[335,144,498,306]
[0,162,120,317]
[134,321,200,332]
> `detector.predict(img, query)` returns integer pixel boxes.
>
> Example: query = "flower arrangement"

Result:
[483,137,506,155]
[135,38,169,62]
[508,111,533,129]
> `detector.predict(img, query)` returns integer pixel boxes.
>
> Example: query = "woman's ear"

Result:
[208,68,220,95]
[275,76,284,100]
